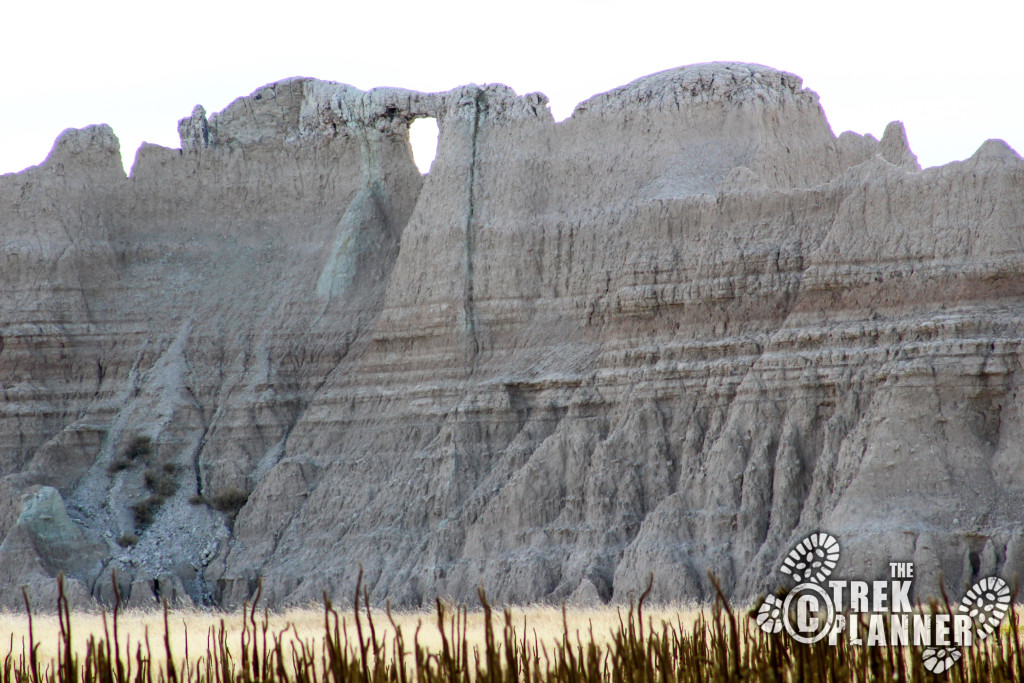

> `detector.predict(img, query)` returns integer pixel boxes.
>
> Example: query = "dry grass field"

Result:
[1,580,1022,682]
[0,599,704,672]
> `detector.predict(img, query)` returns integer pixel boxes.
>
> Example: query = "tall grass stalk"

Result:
[2,573,1021,683]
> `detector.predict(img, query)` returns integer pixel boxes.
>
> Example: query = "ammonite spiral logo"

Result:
[755,533,1011,673]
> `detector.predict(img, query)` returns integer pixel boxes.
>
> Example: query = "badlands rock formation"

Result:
[1,63,1023,610]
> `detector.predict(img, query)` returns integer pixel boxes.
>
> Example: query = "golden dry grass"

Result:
[2,587,1023,683]
[0,602,704,670]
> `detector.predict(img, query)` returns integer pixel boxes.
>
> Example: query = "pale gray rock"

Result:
[1,62,1023,611]
[124,575,157,610]
[567,578,603,607]
[178,105,209,153]
[878,121,920,169]
[837,130,880,170]
[0,487,105,610]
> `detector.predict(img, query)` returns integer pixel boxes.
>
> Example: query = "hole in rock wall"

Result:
[409,117,439,174]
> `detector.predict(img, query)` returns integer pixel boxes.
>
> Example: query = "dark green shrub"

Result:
[108,456,132,474]
[209,486,249,515]
[144,466,178,497]
[131,494,166,528]
[109,435,154,474]
[124,435,152,460]
[116,533,139,547]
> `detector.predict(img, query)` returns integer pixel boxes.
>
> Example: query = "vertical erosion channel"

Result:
[463,89,483,360]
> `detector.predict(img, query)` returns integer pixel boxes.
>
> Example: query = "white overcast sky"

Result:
[1,0,1020,175]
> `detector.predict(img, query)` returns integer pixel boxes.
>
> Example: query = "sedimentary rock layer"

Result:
[1,63,1023,610]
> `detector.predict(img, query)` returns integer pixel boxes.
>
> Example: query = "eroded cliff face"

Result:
[2,63,1022,610]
